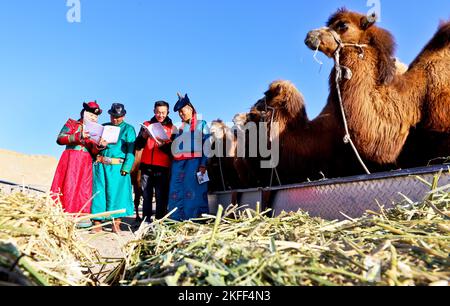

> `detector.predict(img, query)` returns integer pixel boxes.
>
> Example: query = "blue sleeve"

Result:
[121,125,136,173]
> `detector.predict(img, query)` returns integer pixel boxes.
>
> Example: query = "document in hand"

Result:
[84,121,120,144]
[141,122,170,145]
[101,125,121,144]
[196,171,210,185]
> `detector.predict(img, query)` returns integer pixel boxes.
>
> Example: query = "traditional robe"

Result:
[168,116,211,221]
[51,119,100,214]
[91,121,136,220]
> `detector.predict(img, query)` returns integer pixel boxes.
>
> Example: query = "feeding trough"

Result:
[209,164,450,220]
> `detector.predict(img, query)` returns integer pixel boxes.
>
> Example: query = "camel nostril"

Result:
[305,30,322,50]
[305,34,320,50]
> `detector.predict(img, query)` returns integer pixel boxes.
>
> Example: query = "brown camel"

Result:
[231,113,263,188]
[244,80,368,186]
[207,119,242,191]
[305,9,450,165]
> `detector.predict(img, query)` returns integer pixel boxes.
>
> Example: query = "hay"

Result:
[0,192,100,286]
[2,177,449,287]
[111,179,450,286]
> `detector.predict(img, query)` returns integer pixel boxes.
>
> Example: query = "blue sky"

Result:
[0,0,449,158]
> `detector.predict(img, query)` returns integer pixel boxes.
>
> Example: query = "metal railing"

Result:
[0,179,46,195]
[209,164,450,220]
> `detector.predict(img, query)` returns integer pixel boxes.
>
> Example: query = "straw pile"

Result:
[111,178,449,286]
[0,192,100,286]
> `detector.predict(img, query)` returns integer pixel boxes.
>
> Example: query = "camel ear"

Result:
[270,83,283,96]
[361,13,377,30]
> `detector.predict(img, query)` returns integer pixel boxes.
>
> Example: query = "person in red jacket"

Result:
[135,101,177,222]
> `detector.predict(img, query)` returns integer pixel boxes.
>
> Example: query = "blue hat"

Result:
[174,94,194,112]
[108,103,127,118]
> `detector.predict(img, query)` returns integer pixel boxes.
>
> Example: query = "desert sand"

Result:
[0,149,58,191]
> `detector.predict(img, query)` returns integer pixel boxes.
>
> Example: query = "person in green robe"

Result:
[91,103,136,233]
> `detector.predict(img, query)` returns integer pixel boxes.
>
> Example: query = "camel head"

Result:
[210,119,228,140]
[305,8,379,57]
[248,80,307,124]
[305,8,397,84]
[233,113,247,127]
[232,113,248,132]
[211,119,237,158]
[247,97,267,123]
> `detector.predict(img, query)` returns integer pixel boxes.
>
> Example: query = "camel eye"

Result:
[336,21,349,32]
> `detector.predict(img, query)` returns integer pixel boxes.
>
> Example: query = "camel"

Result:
[243,80,368,186]
[233,113,247,126]
[305,9,450,165]
[207,119,242,191]
[230,113,263,188]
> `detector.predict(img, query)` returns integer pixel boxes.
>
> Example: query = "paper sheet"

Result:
[102,125,120,144]
[84,120,104,144]
[197,171,210,185]
[141,122,169,145]
[84,120,120,144]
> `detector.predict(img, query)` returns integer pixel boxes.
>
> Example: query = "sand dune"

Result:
[0,149,58,191]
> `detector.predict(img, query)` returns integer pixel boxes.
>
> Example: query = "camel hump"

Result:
[426,21,450,51]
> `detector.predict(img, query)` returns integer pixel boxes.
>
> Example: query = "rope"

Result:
[218,154,226,191]
[212,129,227,191]
[264,102,282,187]
[329,29,371,175]
[313,42,324,73]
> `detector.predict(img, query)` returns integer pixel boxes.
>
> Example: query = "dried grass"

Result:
[111,178,449,286]
[0,192,100,286]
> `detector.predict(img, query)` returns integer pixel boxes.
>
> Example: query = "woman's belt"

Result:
[66,146,88,152]
[96,156,124,165]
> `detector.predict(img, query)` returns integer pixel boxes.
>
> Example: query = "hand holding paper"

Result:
[83,120,104,143]
[196,170,210,185]
[140,122,170,145]
[84,120,120,145]
[82,130,90,139]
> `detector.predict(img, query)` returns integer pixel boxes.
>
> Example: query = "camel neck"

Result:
[329,47,423,164]
[336,48,423,123]
[273,107,308,134]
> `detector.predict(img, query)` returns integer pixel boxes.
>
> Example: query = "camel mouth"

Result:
[305,31,321,50]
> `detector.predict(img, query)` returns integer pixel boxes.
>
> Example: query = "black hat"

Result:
[108,103,127,118]
[174,94,194,112]
[83,101,102,115]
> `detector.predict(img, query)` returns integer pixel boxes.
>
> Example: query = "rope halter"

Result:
[323,27,371,174]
